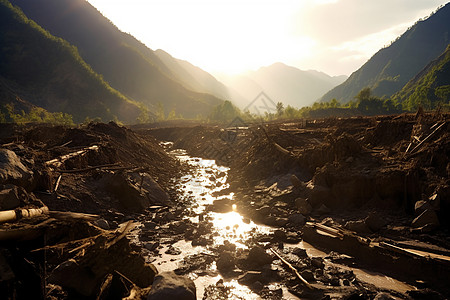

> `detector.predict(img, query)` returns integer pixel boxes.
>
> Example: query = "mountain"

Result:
[321,3,450,103]
[154,49,231,101]
[10,0,224,119]
[222,62,347,109]
[0,0,141,123]
[393,44,450,110]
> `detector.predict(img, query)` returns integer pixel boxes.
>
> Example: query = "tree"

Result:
[276,102,284,117]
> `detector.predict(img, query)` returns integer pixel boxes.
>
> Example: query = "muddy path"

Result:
[0,114,449,299]
[129,139,446,299]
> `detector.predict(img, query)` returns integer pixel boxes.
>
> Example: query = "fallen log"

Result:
[0,206,49,224]
[270,248,315,290]
[45,145,99,168]
[56,163,120,174]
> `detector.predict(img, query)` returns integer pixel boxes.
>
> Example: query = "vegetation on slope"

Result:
[321,3,450,103]
[393,45,450,111]
[10,0,224,119]
[0,0,142,123]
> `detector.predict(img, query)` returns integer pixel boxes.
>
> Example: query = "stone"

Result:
[292,247,307,258]
[412,209,440,229]
[145,242,160,251]
[247,246,273,267]
[48,259,97,297]
[295,198,312,215]
[374,292,395,300]
[415,200,432,216]
[288,213,306,226]
[256,205,271,217]
[272,230,287,242]
[364,212,385,232]
[0,149,34,190]
[216,252,235,272]
[0,184,22,210]
[311,258,324,269]
[307,182,332,207]
[315,204,330,215]
[93,219,110,230]
[209,198,233,213]
[129,172,171,205]
[300,270,315,282]
[290,174,305,190]
[147,271,196,300]
[345,220,372,234]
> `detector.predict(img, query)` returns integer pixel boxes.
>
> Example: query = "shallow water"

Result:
[142,146,414,299]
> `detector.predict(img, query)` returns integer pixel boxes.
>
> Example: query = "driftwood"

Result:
[45,145,99,168]
[270,248,315,290]
[56,163,121,174]
[408,122,446,155]
[0,206,49,224]
[48,211,99,221]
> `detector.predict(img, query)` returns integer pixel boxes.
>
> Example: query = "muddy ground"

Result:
[0,112,449,299]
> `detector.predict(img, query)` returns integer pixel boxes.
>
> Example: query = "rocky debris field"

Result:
[0,112,449,300]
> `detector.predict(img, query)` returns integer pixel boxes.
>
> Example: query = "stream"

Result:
[130,144,414,299]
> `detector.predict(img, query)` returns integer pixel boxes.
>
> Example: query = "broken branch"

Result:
[270,248,315,290]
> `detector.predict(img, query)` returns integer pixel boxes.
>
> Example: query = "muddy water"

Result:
[154,148,273,299]
[136,146,414,299]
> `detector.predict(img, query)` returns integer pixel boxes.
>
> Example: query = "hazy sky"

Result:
[87,0,448,77]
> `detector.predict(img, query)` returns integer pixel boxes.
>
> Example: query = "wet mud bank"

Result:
[143,112,450,298]
[0,112,449,299]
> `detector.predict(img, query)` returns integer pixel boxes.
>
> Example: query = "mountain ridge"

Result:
[320,3,450,103]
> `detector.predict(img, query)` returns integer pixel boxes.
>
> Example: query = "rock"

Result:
[49,259,97,296]
[292,247,307,258]
[412,209,440,229]
[93,219,110,230]
[256,205,271,217]
[364,212,385,232]
[0,252,14,282]
[300,270,315,282]
[291,175,305,190]
[216,252,235,272]
[0,149,34,190]
[209,198,233,213]
[295,198,312,215]
[272,230,287,242]
[345,220,372,234]
[315,204,330,215]
[129,172,171,205]
[144,221,158,230]
[247,246,273,267]
[100,172,149,212]
[0,184,22,210]
[311,258,324,269]
[374,292,395,300]
[307,182,332,207]
[274,217,288,227]
[415,200,432,216]
[145,242,160,251]
[147,271,196,300]
[288,213,306,226]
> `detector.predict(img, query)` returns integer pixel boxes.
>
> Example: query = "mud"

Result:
[0,113,449,299]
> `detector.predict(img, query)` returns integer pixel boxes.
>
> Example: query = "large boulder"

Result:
[246,246,273,268]
[147,271,196,300]
[0,149,34,190]
[100,172,149,211]
[129,172,171,205]
[412,209,440,230]
[295,198,312,215]
[0,184,21,210]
